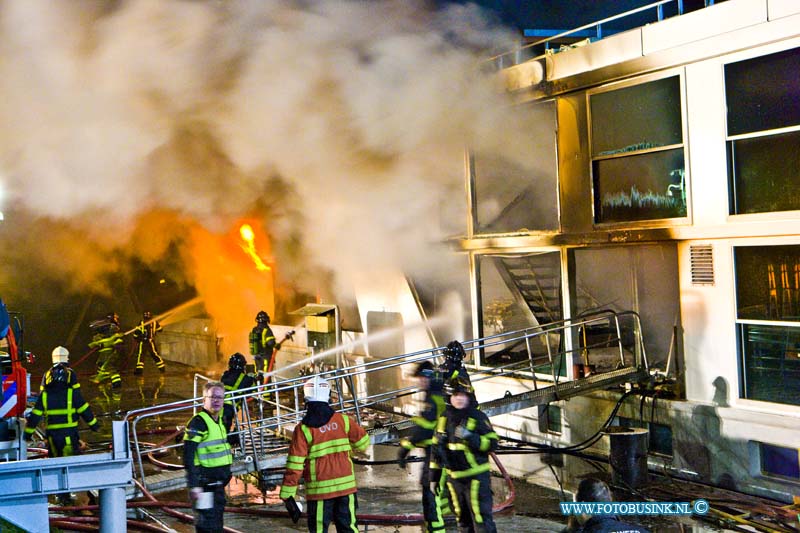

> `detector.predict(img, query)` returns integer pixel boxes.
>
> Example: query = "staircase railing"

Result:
[125,309,648,488]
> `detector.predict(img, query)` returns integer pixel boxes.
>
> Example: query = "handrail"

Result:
[126,309,648,489]
[486,0,686,69]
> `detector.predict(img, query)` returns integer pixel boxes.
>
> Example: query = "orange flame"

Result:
[239,223,271,272]
[189,223,275,356]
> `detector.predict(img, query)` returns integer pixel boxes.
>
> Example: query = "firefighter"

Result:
[133,310,165,374]
[25,361,100,505]
[433,375,498,533]
[41,346,80,390]
[220,352,256,444]
[398,361,447,533]
[184,381,233,533]
[88,313,124,389]
[438,340,477,407]
[249,310,280,383]
[280,376,370,533]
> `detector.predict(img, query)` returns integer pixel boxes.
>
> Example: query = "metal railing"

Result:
[125,309,648,488]
[487,0,715,70]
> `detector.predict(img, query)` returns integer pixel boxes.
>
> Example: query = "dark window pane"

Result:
[760,443,800,479]
[649,423,673,457]
[734,246,800,321]
[739,324,800,406]
[725,47,800,136]
[728,130,800,214]
[590,76,682,155]
[593,148,686,223]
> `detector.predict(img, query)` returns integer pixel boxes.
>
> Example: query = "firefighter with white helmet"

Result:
[26,346,100,505]
[41,346,79,390]
[280,376,370,531]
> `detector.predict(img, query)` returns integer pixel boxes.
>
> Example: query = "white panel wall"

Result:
[769,0,800,19]
[679,242,739,403]
[643,0,767,55]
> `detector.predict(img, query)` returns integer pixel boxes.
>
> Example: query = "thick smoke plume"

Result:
[0,0,543,353]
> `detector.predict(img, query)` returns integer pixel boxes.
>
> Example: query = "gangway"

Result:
[127,309,649,493]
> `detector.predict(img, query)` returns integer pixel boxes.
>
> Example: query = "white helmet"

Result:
[303,376,331,403]
[52,346,69,365]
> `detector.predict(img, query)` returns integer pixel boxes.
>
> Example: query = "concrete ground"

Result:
[35,359,734,532]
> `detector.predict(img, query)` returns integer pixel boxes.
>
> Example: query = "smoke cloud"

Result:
[0,0,542,352]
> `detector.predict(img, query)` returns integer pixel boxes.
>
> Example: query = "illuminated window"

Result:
[589,75,686,224]
[726,47,800,215]
[735,245,800,406]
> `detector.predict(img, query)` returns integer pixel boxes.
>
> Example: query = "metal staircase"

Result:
[496,254,563,326]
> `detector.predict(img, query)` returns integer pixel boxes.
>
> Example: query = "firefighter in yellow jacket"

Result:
[433,375,499,533]
[398,361,447,533]
[280,376,370,532]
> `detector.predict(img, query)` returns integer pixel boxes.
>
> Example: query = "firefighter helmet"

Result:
[445,374,474,396]
[229,352,247,372]
[51,346,69,365]
[303,376,330,403]
[413,360,435,378]
[443,340,466,366]
[256,310,269,324]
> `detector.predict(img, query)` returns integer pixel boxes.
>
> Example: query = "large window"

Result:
[726,47,800,214]
[589,75,687,224]
[735,245,800,406]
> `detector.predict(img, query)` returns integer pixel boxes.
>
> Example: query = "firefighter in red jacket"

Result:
[280,376,370,532]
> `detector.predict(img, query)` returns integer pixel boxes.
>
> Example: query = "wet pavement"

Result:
[32,360,738,532]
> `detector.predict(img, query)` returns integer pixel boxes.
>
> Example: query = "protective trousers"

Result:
[193,481,226,533]
[306,493,358,533]
[447,471,497,533]
[420,461,446,533]
[48,429,80,505]
[136,339,165,372]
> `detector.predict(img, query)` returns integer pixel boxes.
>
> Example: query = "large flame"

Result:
[189,222,275,356]
[239,223,271,272]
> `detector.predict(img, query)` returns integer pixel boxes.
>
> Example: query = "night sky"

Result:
[438,0,712,34]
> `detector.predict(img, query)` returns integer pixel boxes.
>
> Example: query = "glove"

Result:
[465,433,481,450]
[91,422,102,433]
[454,425,472,441]
[284,496,302,523]
[397,448,409,469]
[429,481,439,494]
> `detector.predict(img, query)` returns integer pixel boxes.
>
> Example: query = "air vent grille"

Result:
[690,244,714,285]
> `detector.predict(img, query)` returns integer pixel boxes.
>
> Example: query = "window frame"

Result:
[733,243,800,407]
[586,68,691,229]
[724,45,800,216]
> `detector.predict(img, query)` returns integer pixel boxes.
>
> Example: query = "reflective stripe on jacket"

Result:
[433,407,498,479]
[25,386,98,436]
[280,411,369,501]
[185,411,233,468]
